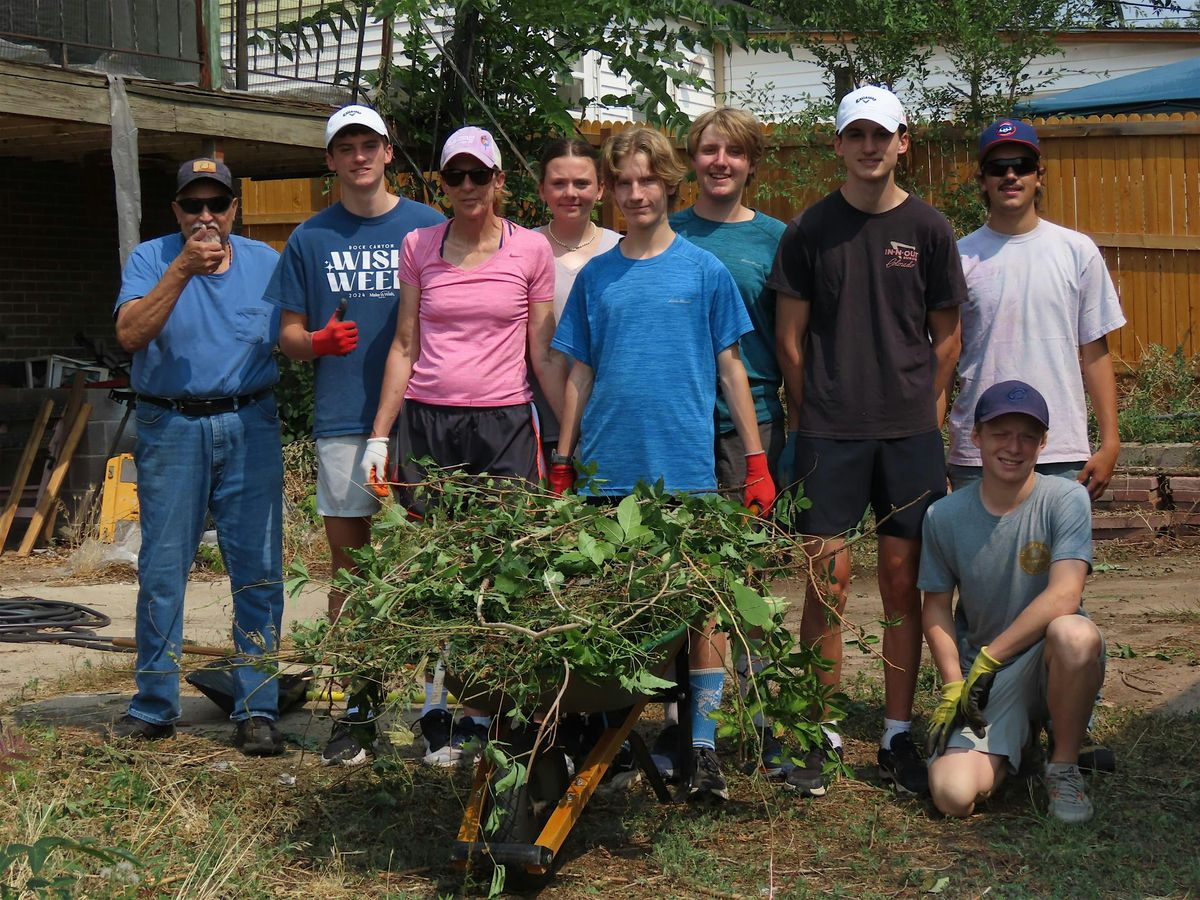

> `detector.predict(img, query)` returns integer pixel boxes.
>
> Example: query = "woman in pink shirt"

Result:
[367,126,567,767]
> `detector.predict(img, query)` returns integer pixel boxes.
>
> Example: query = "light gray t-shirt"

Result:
[918,474,1093,672]
[951,220,1125,466]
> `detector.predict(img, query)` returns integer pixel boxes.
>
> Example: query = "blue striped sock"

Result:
[690,667,725,750]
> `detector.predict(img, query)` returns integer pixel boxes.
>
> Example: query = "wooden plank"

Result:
[1087,233,1200,251]
[0,399,53,553]
[39,374,88,541]
[1126,134,1148,362]
[17,403,91,557]
[1098,128,1118,235]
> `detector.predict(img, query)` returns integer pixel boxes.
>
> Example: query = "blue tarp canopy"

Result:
[1021,55,1200,117]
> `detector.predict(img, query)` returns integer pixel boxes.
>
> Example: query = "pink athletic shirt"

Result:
[400,219,554,406]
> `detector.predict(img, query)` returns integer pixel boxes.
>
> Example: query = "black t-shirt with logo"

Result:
[767,190,966,439]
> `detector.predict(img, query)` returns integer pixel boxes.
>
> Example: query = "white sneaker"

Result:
[1044,762,1094,823]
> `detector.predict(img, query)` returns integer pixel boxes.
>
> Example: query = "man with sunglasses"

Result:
[950,120,1125,501]
[952,120,1124,776]
[264,105,444,767]
[111,159,286,755]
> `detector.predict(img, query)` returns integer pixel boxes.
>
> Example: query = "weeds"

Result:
[1109,344,1200,444]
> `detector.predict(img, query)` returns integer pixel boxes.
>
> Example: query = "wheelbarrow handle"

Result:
[109,636,234,658]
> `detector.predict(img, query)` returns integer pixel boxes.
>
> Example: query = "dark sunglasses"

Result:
[983,157,1039,178]
[176,195,234,215]
[440,167,496,187]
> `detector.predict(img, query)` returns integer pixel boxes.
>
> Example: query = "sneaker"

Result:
[687,747,728,801]
[322,721,372,767]
[110,714,175,742]
[878,732,929,795]
[784,737,843,797]
[1043,763,1094,823]
[420,713,488,768]
[415,708,454,765]
[745,726,791,779]
[650,723,682,781]
[235,717,285,757]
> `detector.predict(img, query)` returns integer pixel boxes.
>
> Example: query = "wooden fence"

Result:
[241,113,1200,365]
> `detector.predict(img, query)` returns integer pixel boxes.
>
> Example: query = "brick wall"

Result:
[0,159,178,374]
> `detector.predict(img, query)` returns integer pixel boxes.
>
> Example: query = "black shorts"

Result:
[790,430,945,540]
[391,400,541,515]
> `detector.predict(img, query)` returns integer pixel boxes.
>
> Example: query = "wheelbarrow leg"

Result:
[453,755,494,868]
[626,729,672,803]
[674,632,694,797]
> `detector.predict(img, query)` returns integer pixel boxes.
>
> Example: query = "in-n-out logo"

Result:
[324,244,401,297]
[884,240,918,269]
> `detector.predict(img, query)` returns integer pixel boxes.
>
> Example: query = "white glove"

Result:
[361,436,390,497]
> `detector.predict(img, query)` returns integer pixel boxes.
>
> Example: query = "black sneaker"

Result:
[235,717,285,757]
[650,723,682,781]
[687,747,728,801]
[110,714,175,742]
[415,708,454,766]
[878,732,929,795]
[784,737,842,797]
[322,721,372,767]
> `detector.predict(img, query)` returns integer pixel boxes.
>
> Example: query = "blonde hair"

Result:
[686,107,765,180]
[601,127,688,193]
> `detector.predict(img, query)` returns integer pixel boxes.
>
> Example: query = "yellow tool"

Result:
[98,453,138,542]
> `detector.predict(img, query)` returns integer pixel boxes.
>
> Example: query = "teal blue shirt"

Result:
[670,207,786,432]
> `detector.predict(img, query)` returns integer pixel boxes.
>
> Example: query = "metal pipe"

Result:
[235,0,247,90]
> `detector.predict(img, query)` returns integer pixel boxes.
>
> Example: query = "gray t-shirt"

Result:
[918,474,1093,672]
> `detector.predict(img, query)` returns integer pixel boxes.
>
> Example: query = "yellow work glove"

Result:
[961,646,1003,737]
[926,680,965,758]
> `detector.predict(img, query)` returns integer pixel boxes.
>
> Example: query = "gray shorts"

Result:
[316,434,381,518]
[936,625,1106,773]
[715,420,784,500]
[948,461,1083,492]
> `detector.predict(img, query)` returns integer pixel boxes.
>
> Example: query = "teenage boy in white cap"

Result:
[264,104,444,766]
[949,119,1124,501]
[921,380,1103,824]
[770,85,965,797]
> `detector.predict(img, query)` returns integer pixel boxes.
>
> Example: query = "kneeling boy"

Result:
[919,381,1104,823]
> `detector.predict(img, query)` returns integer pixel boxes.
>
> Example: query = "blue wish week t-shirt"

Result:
[669,208,786,433]
[263,198,445,437]
[116,233,280,398]
[552,235,752,495]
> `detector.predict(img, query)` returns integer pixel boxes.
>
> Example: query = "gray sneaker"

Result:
[1043,763,1094,823]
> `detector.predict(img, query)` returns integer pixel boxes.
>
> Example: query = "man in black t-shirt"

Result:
[769,85,965,798]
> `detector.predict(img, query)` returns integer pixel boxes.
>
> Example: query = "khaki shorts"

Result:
[936,622,1106,773]
[316,434,381,518]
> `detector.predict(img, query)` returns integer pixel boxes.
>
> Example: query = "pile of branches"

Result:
[289,474,842,738]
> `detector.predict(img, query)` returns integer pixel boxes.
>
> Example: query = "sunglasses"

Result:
[440,167,496,187]
[983,157,1039,178]
[176,195,234,215]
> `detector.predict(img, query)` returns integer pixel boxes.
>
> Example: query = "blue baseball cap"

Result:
[978,120,1040,161]
[974,380,1050,429]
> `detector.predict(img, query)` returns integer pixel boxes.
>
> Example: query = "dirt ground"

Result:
[1,539,1197,719]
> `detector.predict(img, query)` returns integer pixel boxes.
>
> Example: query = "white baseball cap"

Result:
[835,85,907,135]
[440,126,502,170]
[325,105,390,147]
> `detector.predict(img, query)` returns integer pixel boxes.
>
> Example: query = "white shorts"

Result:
[316,435,381,518]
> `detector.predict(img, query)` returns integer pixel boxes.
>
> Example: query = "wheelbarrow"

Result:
[445,622,694,884]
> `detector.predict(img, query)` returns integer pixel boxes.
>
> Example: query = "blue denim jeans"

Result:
[130,393,285,724]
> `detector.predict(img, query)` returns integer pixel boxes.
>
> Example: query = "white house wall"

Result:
[726,38,1200,119]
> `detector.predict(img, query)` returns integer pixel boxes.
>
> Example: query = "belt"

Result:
[136,387,272,417]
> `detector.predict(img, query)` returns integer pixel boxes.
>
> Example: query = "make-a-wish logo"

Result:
[884,240,918,269]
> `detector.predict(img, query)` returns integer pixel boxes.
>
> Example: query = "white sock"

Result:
[881,718,912,750]
[663,702,679,726]
[821,724,843,750]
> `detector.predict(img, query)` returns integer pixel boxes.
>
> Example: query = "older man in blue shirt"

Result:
[111,159,286,756]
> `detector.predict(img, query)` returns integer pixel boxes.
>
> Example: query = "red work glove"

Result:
[549,462,576,495]
[310,308,358,357]
[362,436,390,498]
[743,450,776,516]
